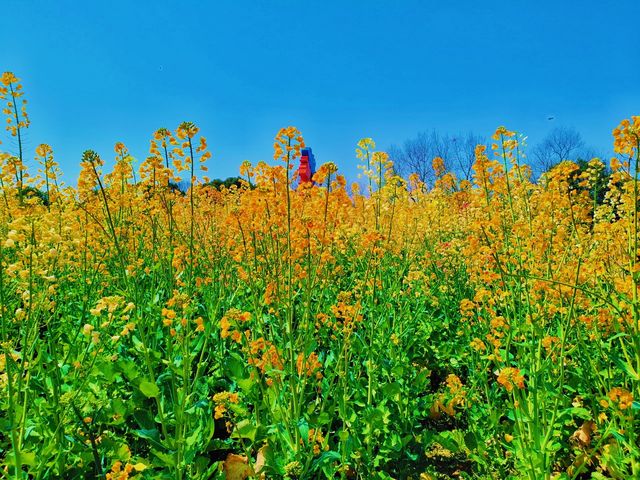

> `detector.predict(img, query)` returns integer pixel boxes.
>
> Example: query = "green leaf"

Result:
[310,451,341,473]
[612,356,639,381]
[133,408,155,430]
[464,431,478,450]
[236,377,255,393]
[437,430,462,453]
[97,360,117,381]
[224,352,249,381]
[231,419,258,442]
[611,429,626,442]
[381,381,402,399]
[151,449,177,467]
[117,359,141,380]
[135,428,165,450]
[139,379,160,398]
[23,451,36,466]
[316,412,332,425]
[5,450,36,467]
[557,406,591,421]
[116,443,132,461]
[298,418,309,444]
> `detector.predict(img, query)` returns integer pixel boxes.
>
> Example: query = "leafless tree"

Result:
[530,126,592,178]
[448,132,487,181]
[389,130,486,185]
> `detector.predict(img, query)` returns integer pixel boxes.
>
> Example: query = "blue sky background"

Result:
[1,0,639,184]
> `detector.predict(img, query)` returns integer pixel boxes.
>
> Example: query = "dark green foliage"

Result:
[205,177,245,190]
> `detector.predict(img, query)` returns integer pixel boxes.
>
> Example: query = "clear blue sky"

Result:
[2,0,639,184]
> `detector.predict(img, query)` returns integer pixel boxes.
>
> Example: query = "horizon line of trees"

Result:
[388,126,609,186]
[5,126,616,206]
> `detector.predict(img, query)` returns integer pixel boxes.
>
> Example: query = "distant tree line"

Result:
[389,126,607,186]
[389,131,487,185]
[13,128,612,208]
[204,176,245,190]
[11,176,248,208]
[529,126,603,179]
[162,177,245,194]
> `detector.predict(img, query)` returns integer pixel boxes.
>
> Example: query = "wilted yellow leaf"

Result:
[254,444,270,474]
[571,421,595,446]
[132,462,147,471]
[223,453,254,480]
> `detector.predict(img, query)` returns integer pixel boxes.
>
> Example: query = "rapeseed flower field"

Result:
[1,72,640,479]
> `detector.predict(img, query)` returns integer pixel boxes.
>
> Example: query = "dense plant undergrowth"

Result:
[1,72,640,479]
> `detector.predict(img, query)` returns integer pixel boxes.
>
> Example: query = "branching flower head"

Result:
[176,121,199,140]
[497,367,525,392]
[613,116,640,157]
[0,71,30,137]
[273,126,305,165]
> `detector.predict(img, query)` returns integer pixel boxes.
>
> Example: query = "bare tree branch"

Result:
[389,130,486,185]
[531,126,589,178]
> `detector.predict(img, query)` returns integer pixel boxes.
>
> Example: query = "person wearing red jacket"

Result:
[298,147,316,185]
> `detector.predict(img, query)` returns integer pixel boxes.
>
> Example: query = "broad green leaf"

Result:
[298,417,309,444]
[139,379,160,398]
[231,419,258,442]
